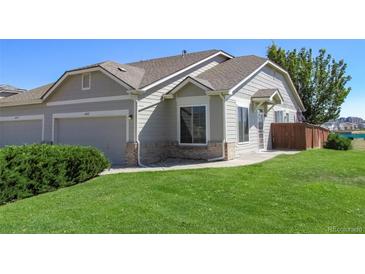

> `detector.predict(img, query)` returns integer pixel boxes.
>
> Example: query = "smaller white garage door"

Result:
[0,119,43,147]
[54,116,127,165]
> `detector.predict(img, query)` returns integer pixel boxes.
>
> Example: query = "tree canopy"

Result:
[267,44,351,124]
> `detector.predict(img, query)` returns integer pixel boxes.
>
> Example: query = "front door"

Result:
[257,109,264,150]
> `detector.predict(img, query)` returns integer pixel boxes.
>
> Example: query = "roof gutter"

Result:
[205,90,229,96]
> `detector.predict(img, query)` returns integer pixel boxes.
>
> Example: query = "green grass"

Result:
[0,149,365,233]
[353,139,365,150]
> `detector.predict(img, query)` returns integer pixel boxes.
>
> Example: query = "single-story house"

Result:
[0,49,305,166]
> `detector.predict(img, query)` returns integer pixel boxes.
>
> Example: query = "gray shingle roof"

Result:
[252,88,278,98]
[128,49,221,88]
[195,55,267,90]
[99,62,145,89]
[1,51,273,106]
[0,83,53,105]
[67,61,145,89]
[189,76,214,90]
[0,84,26,93]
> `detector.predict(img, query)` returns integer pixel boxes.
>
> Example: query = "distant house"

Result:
[358,123,365,129]
[0,49,305,166]
[339,122,358,131]
[322,121,338,131]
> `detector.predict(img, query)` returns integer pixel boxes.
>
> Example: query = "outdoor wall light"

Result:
[128,114,133,120]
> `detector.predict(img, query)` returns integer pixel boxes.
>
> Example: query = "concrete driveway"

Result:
[101,150,300,175]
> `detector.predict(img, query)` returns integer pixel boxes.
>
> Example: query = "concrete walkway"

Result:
[100,150,299,175]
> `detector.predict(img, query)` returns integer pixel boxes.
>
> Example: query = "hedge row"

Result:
[0,144,110,204]
[325,133,352,150]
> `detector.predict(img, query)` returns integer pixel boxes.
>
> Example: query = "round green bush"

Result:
[0,144,110,204]
[325,133,352,150]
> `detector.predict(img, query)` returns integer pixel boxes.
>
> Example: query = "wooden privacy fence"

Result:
[271,123,330,150]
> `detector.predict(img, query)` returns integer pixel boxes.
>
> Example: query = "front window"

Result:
[180,106,206,144]
[238,107,249,142]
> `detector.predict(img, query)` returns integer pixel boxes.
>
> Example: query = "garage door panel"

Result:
[0,120,42,146]
[55,117,126,165]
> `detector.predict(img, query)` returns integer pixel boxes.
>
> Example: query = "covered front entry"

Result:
[252,88,284,151]
[53,111,128,165]
[0,116,43,147]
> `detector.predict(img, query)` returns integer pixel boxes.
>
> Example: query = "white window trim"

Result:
[0,114,45,142]
[274,110,285,123]
[177,104,209,146]
[51,110,129,143]
[235,97,251,108]
[82,73,91,90]
[237,106,250,144]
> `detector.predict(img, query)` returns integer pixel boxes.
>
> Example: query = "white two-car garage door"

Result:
[53,112,127,165]
[0,116,43,147]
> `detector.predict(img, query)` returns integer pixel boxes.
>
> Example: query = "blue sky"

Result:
[0,39,364,118]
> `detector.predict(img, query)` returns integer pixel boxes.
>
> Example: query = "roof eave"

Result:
[163,76,214,99]
[0,99,43,107]
[205,90,229,96]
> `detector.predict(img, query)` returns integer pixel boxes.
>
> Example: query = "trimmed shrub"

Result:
[325,133,352,151]
[0,144,110,204]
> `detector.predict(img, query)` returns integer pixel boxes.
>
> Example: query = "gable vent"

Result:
[117,67,127,72]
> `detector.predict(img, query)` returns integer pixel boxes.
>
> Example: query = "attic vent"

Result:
[117,67,127,72]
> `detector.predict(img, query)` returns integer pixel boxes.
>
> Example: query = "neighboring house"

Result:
[338,122,358,131]
[0,49,305,165]
[322,121,338,131]
[0,84,26,99]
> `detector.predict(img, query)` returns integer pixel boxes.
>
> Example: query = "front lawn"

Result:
[352,139,365,150]
[0,149,364,233]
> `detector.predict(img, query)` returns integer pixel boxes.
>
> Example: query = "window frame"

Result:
[178,104,208,146]
[237,106,250,144]
[81,73,91,90]
[275,110,284,123]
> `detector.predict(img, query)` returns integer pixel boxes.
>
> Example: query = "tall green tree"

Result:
[267,44,351,124]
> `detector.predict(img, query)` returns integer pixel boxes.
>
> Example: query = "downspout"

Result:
[135,99,148,167]
[208,93,226,162]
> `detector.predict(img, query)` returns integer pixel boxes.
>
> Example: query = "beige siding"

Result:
[137,55,228,143]
[232,66,300,111]
[47,71,129,102]
[209,95,223,142]
[163,85,223,143]
[176,83,206,97]
[226,65,302,156]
